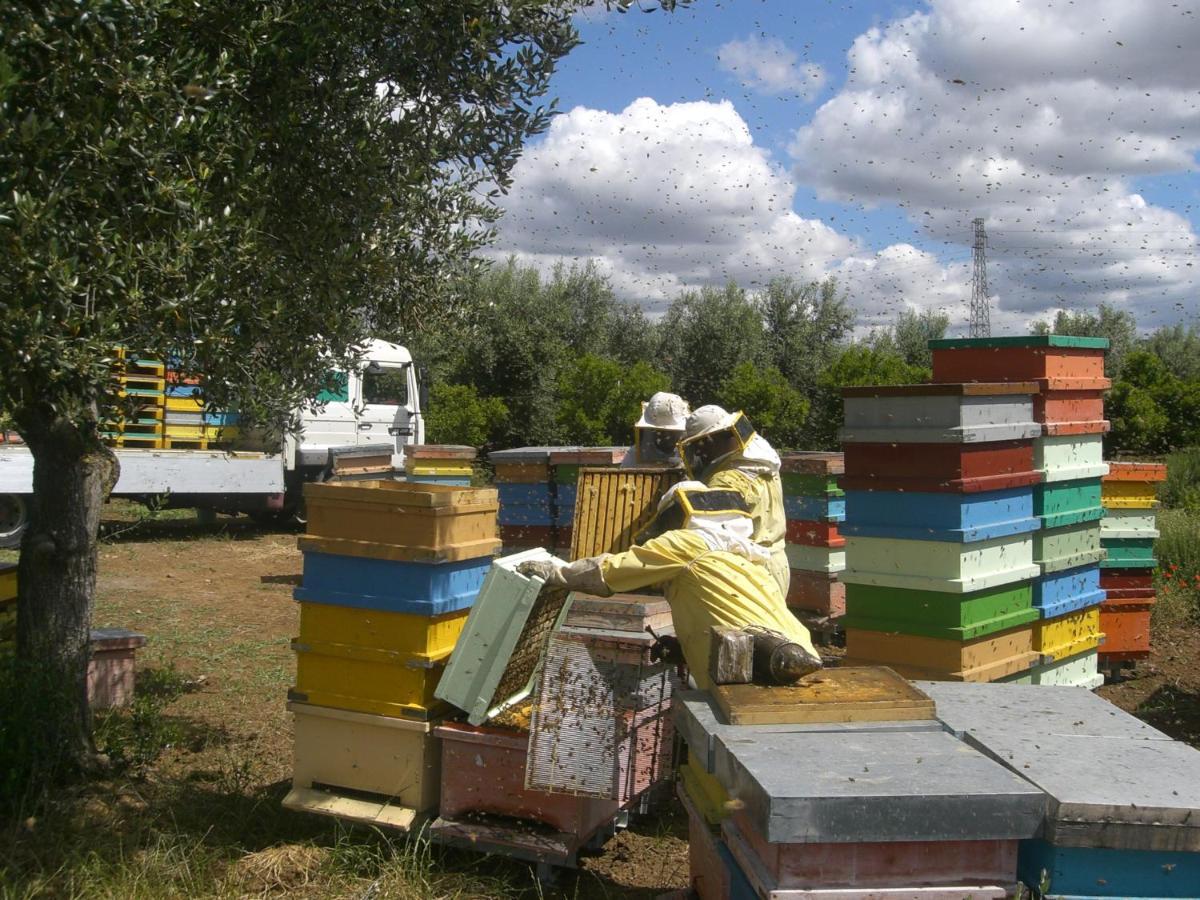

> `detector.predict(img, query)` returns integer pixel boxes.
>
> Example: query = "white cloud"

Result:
[492,97,854,313]
[791,0,1200,329]
[717,36,826,100]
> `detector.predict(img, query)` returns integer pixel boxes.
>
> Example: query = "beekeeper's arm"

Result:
[707,467,764,517]
[516,534,690,597]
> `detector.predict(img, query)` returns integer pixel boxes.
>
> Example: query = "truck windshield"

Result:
[362,368,408,406]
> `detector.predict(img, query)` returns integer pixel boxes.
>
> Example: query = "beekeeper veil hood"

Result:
[679,406,779,479]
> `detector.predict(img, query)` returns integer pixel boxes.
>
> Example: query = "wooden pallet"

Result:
[162,437,210,450]
[102,434,163,448]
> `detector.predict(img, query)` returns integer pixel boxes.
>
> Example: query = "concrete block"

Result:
[712,729,1046,844]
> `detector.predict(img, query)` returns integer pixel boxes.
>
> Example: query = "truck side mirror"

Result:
[418,366,430,413]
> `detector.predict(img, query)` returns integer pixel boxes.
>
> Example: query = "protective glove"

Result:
[646,628,685,666]
[516,558,567,586]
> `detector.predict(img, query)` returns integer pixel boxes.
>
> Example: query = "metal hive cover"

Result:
[433,548,573,725]
[525,628,672,799]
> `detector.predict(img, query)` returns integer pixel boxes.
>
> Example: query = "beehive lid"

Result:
[406,444,478,461]
[303,479,497,510]
[488,447,555,463]
[564,592,672,634]
[779,451,845,476]
[928,335,1110,350]
[841,381,1039,397]
[548,446,628,465]
[433,549,573,725]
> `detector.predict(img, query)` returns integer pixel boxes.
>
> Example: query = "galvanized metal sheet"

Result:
[713,729,1046,844]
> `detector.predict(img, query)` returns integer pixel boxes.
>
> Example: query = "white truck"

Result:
[0,340,426,547]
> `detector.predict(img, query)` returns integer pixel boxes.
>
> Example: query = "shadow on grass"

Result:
[1136,683,1200,747]
[98,514,299,545]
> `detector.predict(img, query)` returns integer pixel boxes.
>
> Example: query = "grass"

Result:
[1154,507,1200,626]
[1161,447,1200,512]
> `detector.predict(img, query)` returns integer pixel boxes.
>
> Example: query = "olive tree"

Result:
[0,0,582,776]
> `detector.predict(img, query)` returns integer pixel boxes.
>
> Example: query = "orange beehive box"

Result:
[1104,462,1168,483]
[1099,596,1154,660]
[930,335,1109,389]
[844,624,1037,682]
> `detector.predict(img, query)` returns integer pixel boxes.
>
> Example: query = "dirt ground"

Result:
[6,504,1199,897]
[85,507,690,898]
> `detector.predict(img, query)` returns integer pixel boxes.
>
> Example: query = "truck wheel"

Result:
[0,494,29,549]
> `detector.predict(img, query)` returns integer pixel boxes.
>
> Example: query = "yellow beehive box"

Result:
[291,638,450,719]
[1101,481,1160,509]
[284,701,439,832]
[303,481,498,552]
[492,461,552,483]
[405,458,474,477]
[679,757,730,826]
[298,602,468,661]
[571,467,683,560]
[1034,606,1103,662]
[165,396,204,412]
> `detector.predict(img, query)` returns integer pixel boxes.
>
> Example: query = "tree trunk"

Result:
[15,414,118,775]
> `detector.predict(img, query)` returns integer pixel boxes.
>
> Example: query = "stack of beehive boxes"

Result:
[282,480,500,830]
[104,350,166,447]
[162,364,240,449]
[779,452,846,627]
[489,447,626,557]
[930,336,1109,687]
[403,445,476,486]
[1099,462,1165,674]
[839,382,1044,681]
[0,562,16,658]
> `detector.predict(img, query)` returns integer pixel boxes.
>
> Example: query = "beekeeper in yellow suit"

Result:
[620,391,689,468]
[678,406,789,598]
[517,483,819,690]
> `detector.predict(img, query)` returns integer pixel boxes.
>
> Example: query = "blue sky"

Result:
[491,0,1200,333]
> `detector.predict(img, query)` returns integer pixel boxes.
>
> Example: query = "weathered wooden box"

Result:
[435,722,619,834]
[291,639,449,719]
[284,700,439,831]
[87,628,147,710]
[679,785,756,900]
[303,481,498,552]
[843,533,1039,593]
[786,569,846,617]
[841,440,1039,493]
[785,520,844,548]
[779,451,844,476]
[840,382,1040,444]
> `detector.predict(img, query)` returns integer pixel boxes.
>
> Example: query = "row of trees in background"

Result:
[412,262,1200,458]
[410,259,938,453]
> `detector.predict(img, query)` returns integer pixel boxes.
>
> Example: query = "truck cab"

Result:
[290,339,427,473]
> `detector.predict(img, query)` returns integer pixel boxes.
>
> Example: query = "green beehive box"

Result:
[433,549,573,726]
[1100,537,1157,569]
[1035,479,1104,530]
[781,473,843,497]
[844,582,1037,642]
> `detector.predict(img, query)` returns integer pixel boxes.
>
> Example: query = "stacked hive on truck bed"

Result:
[839,382,1044,682]
[779,451,846,629]
[104,350,166,447]
[403,444,476,486]
[160,359,239,449]
[930,335,1111,687]
[1099,461,1165,674]
[283,481,500,831]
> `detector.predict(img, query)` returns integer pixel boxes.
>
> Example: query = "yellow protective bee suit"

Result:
[706,465,789,599]
[598,529,815,690]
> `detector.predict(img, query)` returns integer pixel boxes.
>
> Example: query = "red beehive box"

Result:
[785,520,844,548]
[1036,391,1110,436]
[841,441,1039,493]
[779,451,845,476]
[722,810,1014,896]
[786,569,846,617]
[1100,569,1156,591]
[435,722,619,835]
[929,335,1109,388]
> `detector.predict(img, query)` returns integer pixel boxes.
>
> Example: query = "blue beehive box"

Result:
[842,487,1040,543]
[1032,565,1105,618]
[294,551,490,614]
[784,495,846,523]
